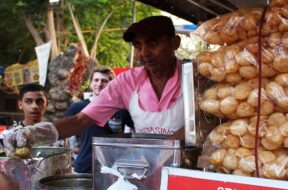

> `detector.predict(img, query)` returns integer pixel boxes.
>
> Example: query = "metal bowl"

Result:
[37,173,92,190]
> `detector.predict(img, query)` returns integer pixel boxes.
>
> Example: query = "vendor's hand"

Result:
[166,127,184,140]
[0,171,19,190]
[3,122,59,158]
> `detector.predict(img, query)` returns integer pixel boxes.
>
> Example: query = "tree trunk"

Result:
[23,12,44,46]
[47,9,59,60]
[68,3,89,57]
[90,10,115,60]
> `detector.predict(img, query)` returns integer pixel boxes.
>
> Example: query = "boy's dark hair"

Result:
[90,67,115,81]
[19,84,48,100]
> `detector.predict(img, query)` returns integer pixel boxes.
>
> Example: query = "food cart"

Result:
[2,0,288,189]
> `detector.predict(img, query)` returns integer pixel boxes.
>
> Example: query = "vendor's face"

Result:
[90,72,110,96]
[18,91,48,125]
[132,35,180,75]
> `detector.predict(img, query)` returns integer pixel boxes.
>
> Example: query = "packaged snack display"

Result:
[196,32,288,83]
[197,113,288,180]
[200,78,276,119]
[194,5,288,45]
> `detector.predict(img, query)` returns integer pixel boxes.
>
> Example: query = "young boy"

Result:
[13,83,48,129]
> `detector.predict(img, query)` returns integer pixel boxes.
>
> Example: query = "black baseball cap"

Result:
[123,16,176,42]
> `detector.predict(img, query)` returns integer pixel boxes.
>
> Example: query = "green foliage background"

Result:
[0,0,160,68]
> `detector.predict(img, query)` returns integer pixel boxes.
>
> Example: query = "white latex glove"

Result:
[3,122,59,158]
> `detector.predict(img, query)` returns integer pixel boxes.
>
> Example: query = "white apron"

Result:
[129,87,184,135]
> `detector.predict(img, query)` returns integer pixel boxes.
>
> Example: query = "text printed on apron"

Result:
[128,91,184,135]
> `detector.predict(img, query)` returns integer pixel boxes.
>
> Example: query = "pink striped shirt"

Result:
[82,60,182,127]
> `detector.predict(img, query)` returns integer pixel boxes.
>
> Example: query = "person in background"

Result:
[4,15,184,156]
[65,67,134,173]
[13,83,48,129]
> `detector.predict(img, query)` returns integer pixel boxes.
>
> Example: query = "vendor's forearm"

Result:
[54,112,95,139]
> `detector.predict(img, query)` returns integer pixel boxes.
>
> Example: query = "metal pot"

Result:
[0,147,72,190]
[31,147,72,185]
[36,173,92,190]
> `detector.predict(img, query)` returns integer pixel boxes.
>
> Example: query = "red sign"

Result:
[168,176,285,190]
[161,167,288,190]
[113,67,130,75]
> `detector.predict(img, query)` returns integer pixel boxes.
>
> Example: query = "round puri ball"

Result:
[266,82,286,102]
[236,102,255,117]
[260,101,274,116]
[273,57,288,73]
[243,15,258,32]
[225,59,240,74]
[278,96,288,110]
[217,85,234,99]
[268,32,282,48]
[203,86,218,100]
[234,82,252,100]
[225,134,240,148]
[259,151,276,164]
[210,149,227,165]
[279,121,288,137]
[276,154,288,168]
[204,31,222,45]
[267,112,286,126]
[235,147,253,158]
[211,51,225,67]
[274,73,288,87]
[208,131,225,145]
[220,97,238,115]
[247,78,269,89]
[262,162,287,179]
[240,134,255,148]
[239,66,258,79]
[201,99,220,114]
[239,155,256,173]
[198,62,213,77]
[216,122,232,135]
[230,119,249,136]
[265,126,284,144]
[211,68,226,82]
[247,89,267,107]
[261,64,277,77]
[196,51,212,62]
[223,154,239,170]
[225,73,242,84]
[261,138,282,150]
[235,50,255,66]
[220,31,239,46]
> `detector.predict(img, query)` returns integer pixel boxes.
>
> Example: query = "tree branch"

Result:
[23,12,44,46]
[90,10,115,60]
[47,9,59,60]
[68,3,89,57]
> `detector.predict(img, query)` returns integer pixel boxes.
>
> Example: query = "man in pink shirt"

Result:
[4,16,184,154]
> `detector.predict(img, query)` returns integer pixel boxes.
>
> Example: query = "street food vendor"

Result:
[4,15,184,155]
